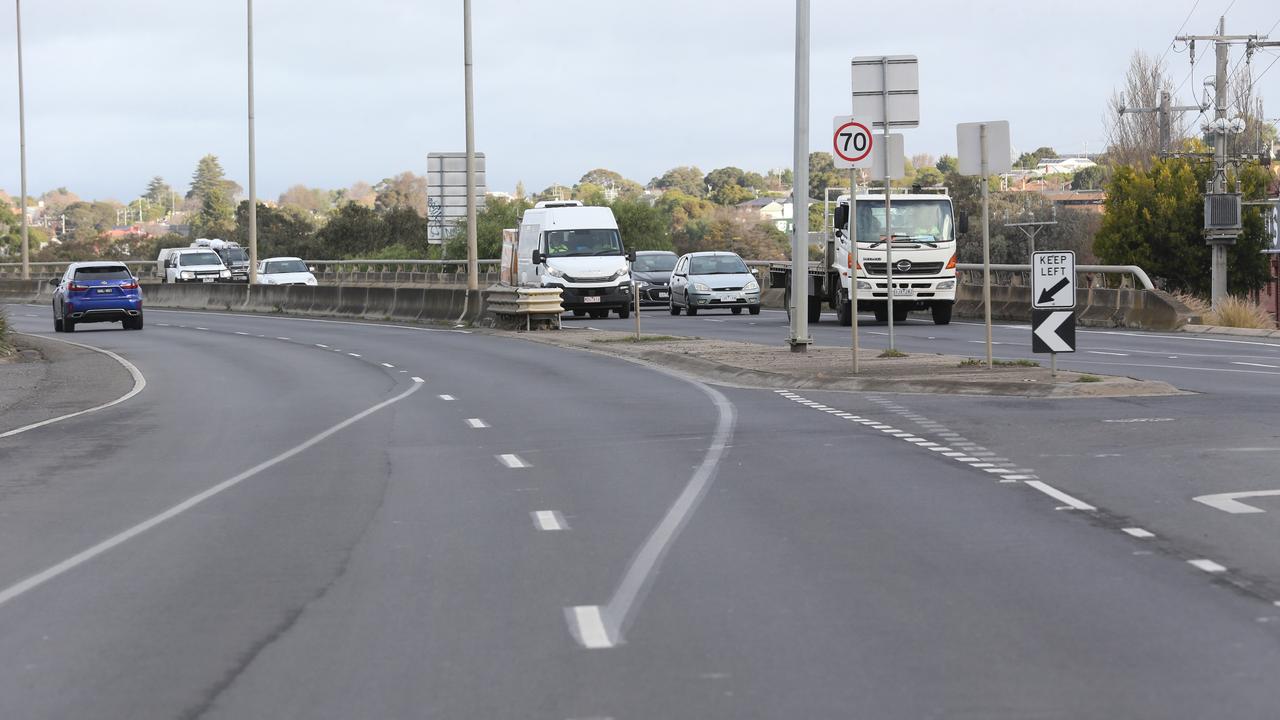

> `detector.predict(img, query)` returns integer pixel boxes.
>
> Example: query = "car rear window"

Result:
[74,266,132,280]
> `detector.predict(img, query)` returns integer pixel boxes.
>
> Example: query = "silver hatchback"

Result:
[668,251,761,316]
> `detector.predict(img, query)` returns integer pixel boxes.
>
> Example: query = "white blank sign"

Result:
[851,55,920,128]
[956,121,1012,176]
[866,133,905,181]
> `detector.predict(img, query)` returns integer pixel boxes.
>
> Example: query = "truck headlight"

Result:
[693,282,710,292]
[219,270,231,278]
[856,280,872,289]
[180,271,194,280]
[609,267,629,281]
[937,280,955,290]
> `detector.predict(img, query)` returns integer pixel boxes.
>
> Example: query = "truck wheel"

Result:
[836,298,852,327]
[892,303,910,323]
[617,307,630,319]
[589,309,608,319]
[873,305,888,323]
[807,297,822,323]
[572,310,586,317]
[669,302,680,316]
[931,303,953,325]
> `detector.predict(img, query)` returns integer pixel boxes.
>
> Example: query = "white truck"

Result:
[770,187,967,325]
[516,201,634,319]
[192,238,250,282]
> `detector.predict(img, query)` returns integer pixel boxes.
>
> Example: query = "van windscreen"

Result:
[542,229,622,257]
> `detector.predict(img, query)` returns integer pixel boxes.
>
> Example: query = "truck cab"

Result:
[516,201,633,319]
[832,189,961,325]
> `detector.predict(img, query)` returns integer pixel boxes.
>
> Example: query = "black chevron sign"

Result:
[1032,310,1076,353]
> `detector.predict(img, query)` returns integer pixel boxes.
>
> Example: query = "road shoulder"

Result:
[0,334,136,435]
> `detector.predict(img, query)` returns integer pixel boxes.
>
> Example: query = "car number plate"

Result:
[892,287,913,296]
[202,278,216,283]
[656,291,668,298]
[95,288,114,294]
[583,296,602,303]
[716,293,741,301]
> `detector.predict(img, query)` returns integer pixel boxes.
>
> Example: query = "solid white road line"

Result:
[569,606,613,649]
[1232,361,1280,369]
[1188,559,1227,573]
[195,327,209,331]
[1088,351,1130,356]
[1122,527,1155,538]
[348,353,361,357]
[315,343,329,348]
[1025,480,1095,510]
[498,454,529,468]
[276,337,290,340]
[1,334,147,440]
[381,362,395,368]
[532,511,566,531]
[439,394,455,401]
[1192,489,1280,514]
[466,418,489,428]
[144,307,471,333]
[234,331,250,335]
[411,376,425,383]
[0,380,424,609]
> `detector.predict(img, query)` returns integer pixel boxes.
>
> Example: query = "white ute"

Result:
[517,201,633,319]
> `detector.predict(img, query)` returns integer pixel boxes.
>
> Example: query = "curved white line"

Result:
[0,333,148,439]
[0,378,424,609]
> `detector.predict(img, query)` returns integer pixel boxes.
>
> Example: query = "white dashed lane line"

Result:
[381,363,395,368]
[466,418,489,428]
[1188,559,1228,573]
[1122,527,1155,538]
[532,511,567,531]
[439,394,455,401]
[498,454,529,469]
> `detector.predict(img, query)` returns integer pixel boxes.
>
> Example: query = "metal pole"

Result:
[850,173,859,373]
[15,0,29,279]
[1051,352,1057,377]
[463,0,479,292]
[981,123,993,369]
[633,261,640,340]
[788,0,810,352]
[881,57,895,350]
[1210,15,1229,307]
[247,0,258,284]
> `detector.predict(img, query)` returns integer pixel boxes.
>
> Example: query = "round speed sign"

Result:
[833,121,872,164]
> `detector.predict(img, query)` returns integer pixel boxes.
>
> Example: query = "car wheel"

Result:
[669,302,680,316]
[748,305,761,315]
[686,305,698,316]
[931,303,952,325]
[126,313,144,330]
[589,309,608,319]
[54,316,63,332]
[573,310,586,317]
[64,316,76,333]
[731,307,742,315]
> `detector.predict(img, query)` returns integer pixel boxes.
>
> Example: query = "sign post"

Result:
[956,120,1011,369]
[833,116,875,373]
[1031,250,1077,375]
[852,55,918,353]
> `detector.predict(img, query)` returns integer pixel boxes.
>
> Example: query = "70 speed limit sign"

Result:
[833,116,873,168]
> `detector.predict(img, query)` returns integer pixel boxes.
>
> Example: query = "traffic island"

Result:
[513,330,1183,398]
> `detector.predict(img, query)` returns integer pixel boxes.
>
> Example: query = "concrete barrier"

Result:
[954,283,1196,330]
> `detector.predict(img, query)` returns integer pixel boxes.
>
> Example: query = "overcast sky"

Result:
[2,0,1278,202]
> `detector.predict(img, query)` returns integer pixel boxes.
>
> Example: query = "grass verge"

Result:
[590,335,687,344]
[1076,374,1103,383]
[0,308,11,358]
[878,348,908,358]
[1205,296,1275,329]
[959,358,1040,368]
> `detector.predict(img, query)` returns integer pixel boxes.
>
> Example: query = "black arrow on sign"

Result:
[1038,276,1070,305]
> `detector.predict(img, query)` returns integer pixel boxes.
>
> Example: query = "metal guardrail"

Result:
[956,263,1155,291]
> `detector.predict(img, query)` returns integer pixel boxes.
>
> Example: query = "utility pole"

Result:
[463,0,479,293]
[1004,205,1057,262]
[788,0,811,352]
[1116,90,1202,155]
[1176,17,1263,307]
[247,0,258,284]
[15,0,29,279]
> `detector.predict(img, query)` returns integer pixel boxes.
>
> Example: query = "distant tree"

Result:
[188,154,228,200]
[374,171,428,215]
[913,166,945,187]
[278,185,332,214]
[579,168,625,188]
[674,207,788,259]
[1015,146,1058,169]
[704,166,747,194]
[1106,51,1181,170]
[447,196,530,261]
[807,151,845,205]
[651,166,706,197]
[611,198,671,251]
[1070,165,1109,190]
[144,176,172,207]
[515,180,526,200]
[235,202,319,258]
[572,182,607,206]
[910,153,935,171]
[40,187,80,217]
[193,186,235,239]
[711,184,755,206]
[935,155,959,174]
[60,200,122,243]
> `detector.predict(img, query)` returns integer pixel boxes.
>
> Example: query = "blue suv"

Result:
[51,262,144,332]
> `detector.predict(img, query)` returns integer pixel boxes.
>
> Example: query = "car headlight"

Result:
[636,280,649,288]
[856,280,872,289]
[180,271,194,280]
[306,277,317,286]
[693,282,710,292]
[743,279,759,292]
[219,270,231,278]
[937,280,955,290]
[544,264,565,278]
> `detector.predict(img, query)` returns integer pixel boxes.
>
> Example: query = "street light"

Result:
[246,0,258,284]
[14,0,30,279]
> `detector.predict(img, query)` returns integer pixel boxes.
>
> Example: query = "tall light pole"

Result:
[788,0,811,352]
[246,0,258,284]
[15,0,29,279]
[463,0,478,292]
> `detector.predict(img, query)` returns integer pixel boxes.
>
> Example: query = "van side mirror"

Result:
[957,211,970,236]
[531,249,543,265]
[626,249,636,263]
[833,205,849,230]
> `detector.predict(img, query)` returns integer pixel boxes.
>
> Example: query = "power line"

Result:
[1161,0,1204,65]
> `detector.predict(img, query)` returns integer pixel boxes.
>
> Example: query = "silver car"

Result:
[668,251,761,316]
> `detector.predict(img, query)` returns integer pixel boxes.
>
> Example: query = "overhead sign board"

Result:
[832,116,874,169]
[1032,310,1076,353]
[1031,250,1076,309]
[866,133,905,180]
[956,121,1012,176]
[427,152,487,244]
[851,55,919,128]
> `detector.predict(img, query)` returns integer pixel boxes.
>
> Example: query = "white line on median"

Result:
[1088,351,1130,356]
[315,343,329,348]
[348,353,361,357]
[466,418,489,428]
[381,363,395,368]
[2,334,147,440]
[411,376,425,383]
[439,394,455,401]
[499,454,529,468]
[1025,480,1095,510]
[1232,361,1280,369]
[568,606,613,649]
[1122,527,1155,538]
[234,331,250,335]
[1188,559,1227,573]
[0,380,425,609]
[532,511,566,531]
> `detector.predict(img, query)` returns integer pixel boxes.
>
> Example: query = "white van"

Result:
[159,247,231,284]
[517,201,633,319]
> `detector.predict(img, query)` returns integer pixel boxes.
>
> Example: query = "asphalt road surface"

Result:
[3,302,1280,719]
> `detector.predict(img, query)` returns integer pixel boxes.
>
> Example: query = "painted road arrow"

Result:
[1031,310,1075,353]
[1193,489,1280,514]
[1037,277,1071,305]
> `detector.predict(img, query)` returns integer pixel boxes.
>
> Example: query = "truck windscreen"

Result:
[542,229,622,257]
[849,200,954,244]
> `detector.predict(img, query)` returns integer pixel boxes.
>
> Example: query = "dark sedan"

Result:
[632,251,678,306]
